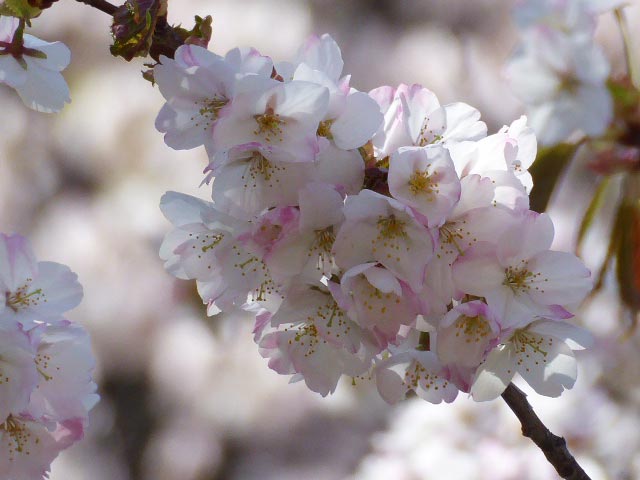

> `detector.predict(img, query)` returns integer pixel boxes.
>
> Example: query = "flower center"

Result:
[6,282,44,312]
[194,96,227,128]
[455,315,490,343]
[253,106,285,142]
[408,170,438,198]
[503,264,535,293]
[376,215,408,240]
[1,416,36,459]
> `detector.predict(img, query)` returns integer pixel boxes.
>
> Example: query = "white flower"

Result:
[506,27,612,145]
[333,189,435,291]
[452,212,592,328]
[375,349,459,404]
[369,83,486,158]
[471,319,592,400]
[388,144,461,228]
[257,283,376,396]
[0,16,71,113]
[154,44,273,154]
[213,80,329,163]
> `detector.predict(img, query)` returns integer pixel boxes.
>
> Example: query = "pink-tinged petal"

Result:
[224,46,273,76]
[470,346,514,401]
[0,324,38,421]
[159,191,217,227]
[214,81,328,163]
[437,301,501,368]
[211,155,311,220]
[341,265,418,343]
[451,242,503,297]
[299,183,344,230]
[527,250,592,305]
[515,332,577,397]
[401,84,441,142]
[26,323,97,422]
[375,362,406,404]
[388,145,461,227]
[0,16,19,42]
[452,175,495,215]
[155,103,209,150]
[527,320,593,350]
[0,414,80,479]
[507,115,537,172]
[331,91,383,150]
[441,102,487,142]
[173,44,223,67]
[313,144,364,195]
[497,211,554,265]
[487,170,530,211]
[362,266,402,295]
[0,233,38,293]
[295,33,344,82]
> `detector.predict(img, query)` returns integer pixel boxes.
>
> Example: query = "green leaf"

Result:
[110,0,161,61]
[576,176,613,255]
[529,142,581,213]
[0,0,42,19]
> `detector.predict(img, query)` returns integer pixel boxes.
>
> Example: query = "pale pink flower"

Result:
[369,83,486,158]
[154,44,273,154]
[388,144,461,227]
[436,301,502,368]
[506,27,612,145]
[257,283,376,396]
[213,80,329,163]
[0,233,82,329]
[0,323,38,422]
[471,319,592,400]
[0,415,82,480]
[332,263,421,347]
[265,183,344,282]
[452,212,592,328]
[375,349,459,404]
[0,16,71,113]
[333,189,436,291]
[26,322,99,423]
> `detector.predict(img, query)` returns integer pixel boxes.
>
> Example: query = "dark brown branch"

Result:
[74,0,118,16]
[501,383,591,480]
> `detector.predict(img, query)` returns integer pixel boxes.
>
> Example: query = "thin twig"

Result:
[501,383,591,480]
[74,0,118,16]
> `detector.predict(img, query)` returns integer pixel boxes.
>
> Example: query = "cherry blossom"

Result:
[156,32,593,409]
[0,16,71,113]
[471,319,592,401]
[375,349,459,404]
[0,233,82,329]
[0,232,97,479]
[452,212,592,328]
[506,3,613,145]
[154,44,273,154]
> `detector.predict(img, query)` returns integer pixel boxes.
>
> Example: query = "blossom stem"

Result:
[74,0,118,16]
[501,383,591,480]
[614,8,639,89]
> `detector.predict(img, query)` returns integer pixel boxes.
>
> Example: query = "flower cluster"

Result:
[0,233,97,479]
[505,0,622,145]
[156,34,592,404]
[0,16,71,113]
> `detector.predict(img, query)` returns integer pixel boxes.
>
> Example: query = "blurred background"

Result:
[1,0,640,478]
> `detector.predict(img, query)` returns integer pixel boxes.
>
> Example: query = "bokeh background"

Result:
[2,1,640,478]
